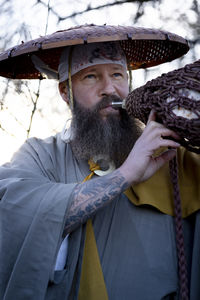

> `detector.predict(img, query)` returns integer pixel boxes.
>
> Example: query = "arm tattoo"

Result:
[64,169,129,234]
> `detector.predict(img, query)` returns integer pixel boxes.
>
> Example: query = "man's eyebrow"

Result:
[111,65,125,71]
[83,68,98,73]
[83,66,125,73]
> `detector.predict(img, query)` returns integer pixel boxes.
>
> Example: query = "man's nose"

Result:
[100,76,116,97]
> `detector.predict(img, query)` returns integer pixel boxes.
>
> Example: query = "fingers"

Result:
[121,110,180,184]
[144,122,179,141]
[150,127,180,149]
[156,138,180,149]
[151,127,180,143]
[120,111,180,184]
[146,110,180,142]
[155,148,177,165]
[152,149,177,172]
[159,128,180,140]
[147,109,156,124]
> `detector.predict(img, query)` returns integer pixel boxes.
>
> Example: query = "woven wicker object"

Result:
[0,24,189,79]
[126,59,200,153]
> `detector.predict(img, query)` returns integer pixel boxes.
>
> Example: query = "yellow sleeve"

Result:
[124,147,200,218]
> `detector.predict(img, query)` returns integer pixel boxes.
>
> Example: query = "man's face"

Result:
[71,63,129,119]
[69,64,140,167]
[62,62,140,166]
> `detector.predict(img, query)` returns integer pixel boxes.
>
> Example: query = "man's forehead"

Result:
[78,63,127,74]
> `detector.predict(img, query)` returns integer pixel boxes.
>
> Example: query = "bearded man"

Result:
[0,25,200,300]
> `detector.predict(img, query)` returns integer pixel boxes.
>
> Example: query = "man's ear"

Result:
[59,81,69,104]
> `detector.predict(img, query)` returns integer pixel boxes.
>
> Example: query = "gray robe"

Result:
[0,134,199,300]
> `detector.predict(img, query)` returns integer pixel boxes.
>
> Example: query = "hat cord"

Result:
[68,47,74,109]
[169,154,189,299]
[128,69,133,92]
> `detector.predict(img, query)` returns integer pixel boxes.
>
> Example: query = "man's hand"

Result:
[119,110,180,185]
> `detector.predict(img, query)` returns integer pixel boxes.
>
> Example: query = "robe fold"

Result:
[0,133,200,300]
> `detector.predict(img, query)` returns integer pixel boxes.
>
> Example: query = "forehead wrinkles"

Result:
[73,64,127,80]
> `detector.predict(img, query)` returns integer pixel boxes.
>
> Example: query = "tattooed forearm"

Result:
[64,169,129,233]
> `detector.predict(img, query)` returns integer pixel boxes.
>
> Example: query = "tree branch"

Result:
[34,0,153,23]
[26,80,41,138]
[0,123,15,137]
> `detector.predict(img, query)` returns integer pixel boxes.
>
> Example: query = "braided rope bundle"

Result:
[126,59,200,153]
[125,60,200,299]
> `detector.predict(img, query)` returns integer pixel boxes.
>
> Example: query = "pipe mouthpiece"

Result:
[111,99,126,109]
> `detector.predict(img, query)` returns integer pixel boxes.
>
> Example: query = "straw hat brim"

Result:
[0,24,189,79]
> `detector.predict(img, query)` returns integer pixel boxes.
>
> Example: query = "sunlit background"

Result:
[0,0,199,164]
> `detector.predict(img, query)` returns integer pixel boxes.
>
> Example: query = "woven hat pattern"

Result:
[0,24,189,79]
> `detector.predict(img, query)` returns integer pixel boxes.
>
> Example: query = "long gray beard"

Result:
[70,96,141,167]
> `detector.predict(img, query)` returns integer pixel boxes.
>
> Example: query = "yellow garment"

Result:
[78,219,109,300]
[125,147,200,218]
[82,159,100,182]
[78,159,109,300]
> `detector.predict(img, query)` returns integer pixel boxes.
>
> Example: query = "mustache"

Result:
[93,95,123,112]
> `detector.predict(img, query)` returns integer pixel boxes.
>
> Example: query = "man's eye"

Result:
[113,73,123,78]
[84,74,96,79]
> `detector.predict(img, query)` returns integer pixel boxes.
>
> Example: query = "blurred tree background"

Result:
[0,0,199,163]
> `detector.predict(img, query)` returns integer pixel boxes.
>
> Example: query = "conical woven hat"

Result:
[0,24,189,79]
